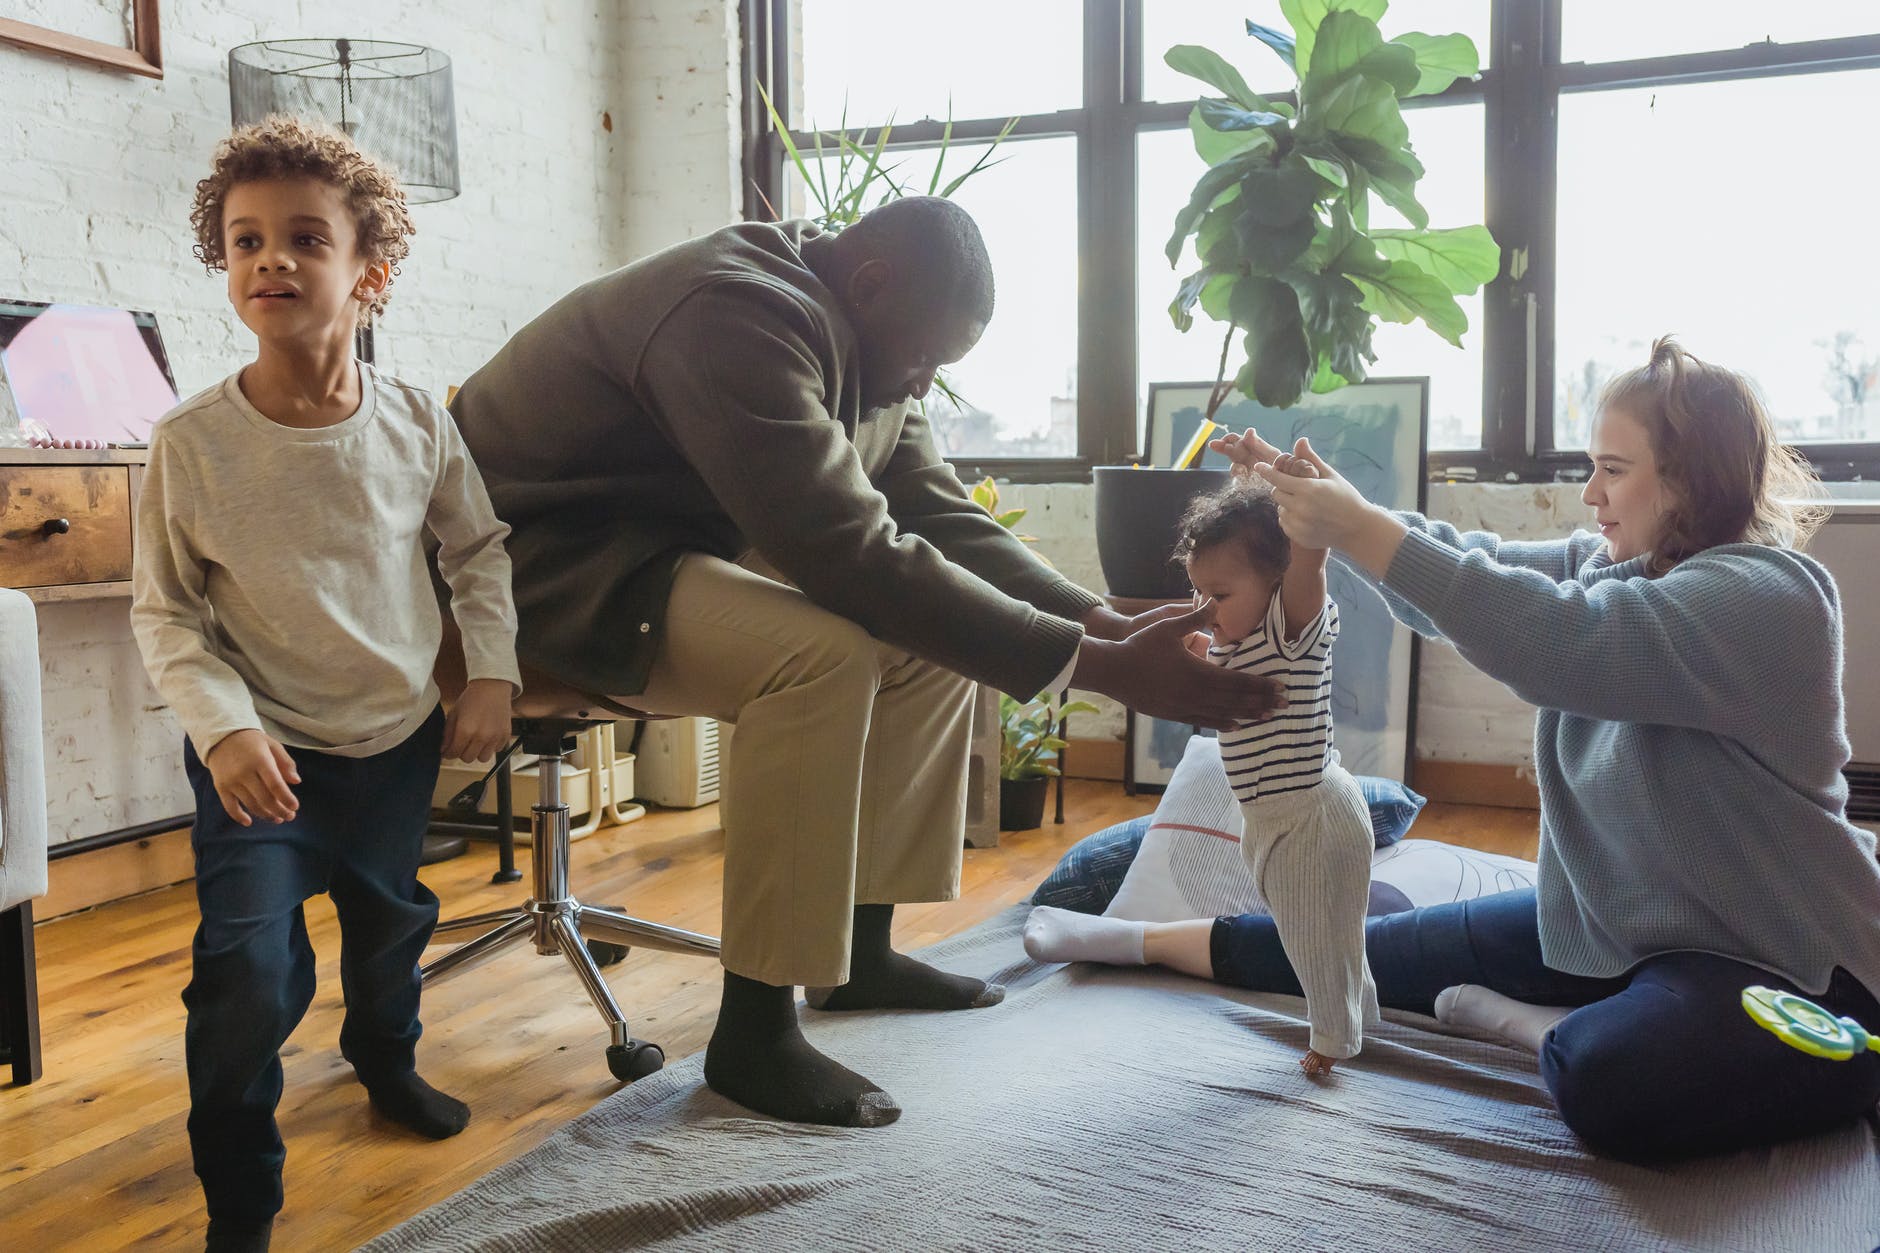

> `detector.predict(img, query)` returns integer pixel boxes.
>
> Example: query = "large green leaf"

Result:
[1169,269,1213,332]
[1230,277,1312,408]
[1305,10,1419,97]
[1333,133,1425,226]
[1195,203,1239,264]
[1245,22,1297,70]
[1293,144,1349,190]
[1234,165,1320,272]
[1238,165,1322,226]
[1352,259,1470,345]
[1237,210,1316,274]
[1199,272,1237,321]
[1308,351,1357,394]
[1311,73,1410,151]
[1370,225,1501,293]
[1190,105,1277,164]
[1198,96,1289,132]
[1285,269,1365,337]
[1166,159,1247,266]
[1279,0,1387,78]
[1331,225,1392,280]
[1164,45,1269,110]
[1366,168,1429,230]
[1392,31,1481,96]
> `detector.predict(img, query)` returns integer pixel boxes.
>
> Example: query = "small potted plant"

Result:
[999,690,1098,831]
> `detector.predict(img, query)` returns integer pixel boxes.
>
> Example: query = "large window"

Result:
[744,2,1880,480]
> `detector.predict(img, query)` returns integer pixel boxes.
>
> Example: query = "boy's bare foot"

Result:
[1300,1049,1337,1078]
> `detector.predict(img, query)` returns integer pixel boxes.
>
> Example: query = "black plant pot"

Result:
[998,776,1049,831]
[1093,466,1233,599]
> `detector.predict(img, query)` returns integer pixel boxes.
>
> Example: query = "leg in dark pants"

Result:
[332,711,445,1085]
[1210,888,1880,1160]
[1210,888,1624,1015]
[182,741,330,1222]
[1541,956,1880,1161]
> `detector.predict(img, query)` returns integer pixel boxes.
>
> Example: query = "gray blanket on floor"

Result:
[362,906,1880,1252]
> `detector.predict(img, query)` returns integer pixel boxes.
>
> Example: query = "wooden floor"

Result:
[1,782,1537,1251]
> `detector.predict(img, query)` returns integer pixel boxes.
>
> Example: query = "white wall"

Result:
[1,0,741,844]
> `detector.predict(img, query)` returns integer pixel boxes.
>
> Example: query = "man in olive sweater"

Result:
[451,197,1279,1127]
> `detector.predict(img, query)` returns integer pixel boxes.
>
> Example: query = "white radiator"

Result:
[1808,497,1880,829]
[633,717,724,809]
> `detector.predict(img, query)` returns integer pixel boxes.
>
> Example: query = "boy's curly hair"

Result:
[190,116,415,320]
[1172,479,1291,578]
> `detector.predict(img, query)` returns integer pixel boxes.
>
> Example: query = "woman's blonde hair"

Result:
[1598,335,1825,573]
[190,116,414,321]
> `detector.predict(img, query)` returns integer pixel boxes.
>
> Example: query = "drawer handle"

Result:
[41,518,71,537]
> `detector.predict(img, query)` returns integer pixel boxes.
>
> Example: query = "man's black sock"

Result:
[805,904,1005,1012]
[702,971,900,1127]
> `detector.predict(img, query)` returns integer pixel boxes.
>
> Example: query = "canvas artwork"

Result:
[1136,378,1430,785]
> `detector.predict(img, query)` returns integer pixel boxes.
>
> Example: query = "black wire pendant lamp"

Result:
[227,38,460,203]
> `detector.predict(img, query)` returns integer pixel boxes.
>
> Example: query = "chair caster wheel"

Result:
[607,1039,664,1082]
[586,939,629,966]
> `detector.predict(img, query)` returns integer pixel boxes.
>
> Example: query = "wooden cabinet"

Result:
[0,450,146,602]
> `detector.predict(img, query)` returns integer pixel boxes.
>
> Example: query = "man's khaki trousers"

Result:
[623,552,977,987]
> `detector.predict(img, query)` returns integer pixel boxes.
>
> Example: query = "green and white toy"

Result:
[1741,986,1880,1062]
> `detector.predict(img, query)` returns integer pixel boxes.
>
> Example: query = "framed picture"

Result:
[0,1,163,79]
[1141,377,1430,784]
[1125,716,1214,794]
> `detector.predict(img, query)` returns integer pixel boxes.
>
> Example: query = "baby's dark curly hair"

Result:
[190,116,415,321]
[1172,480,1291,578]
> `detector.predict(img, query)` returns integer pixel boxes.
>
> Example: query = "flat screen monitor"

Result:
[0,299,181,444]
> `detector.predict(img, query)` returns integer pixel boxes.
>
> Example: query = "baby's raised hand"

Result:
[1272,437,1320,480]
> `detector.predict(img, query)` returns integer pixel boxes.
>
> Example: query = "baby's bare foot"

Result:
[1300,1049,1337,1078]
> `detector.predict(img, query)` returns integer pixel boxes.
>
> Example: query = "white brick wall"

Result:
[1,0,740,843]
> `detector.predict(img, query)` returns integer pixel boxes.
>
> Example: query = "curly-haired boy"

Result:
[131,116,520,1253]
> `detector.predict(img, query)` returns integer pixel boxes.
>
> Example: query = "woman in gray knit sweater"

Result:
[1044,338,1880,1161]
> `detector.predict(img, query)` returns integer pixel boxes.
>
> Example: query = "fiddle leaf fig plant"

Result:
[1165,0,1501,416]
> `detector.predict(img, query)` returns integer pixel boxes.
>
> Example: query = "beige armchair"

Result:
[1,587,46,1085]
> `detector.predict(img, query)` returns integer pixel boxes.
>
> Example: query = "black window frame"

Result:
[741,0,1880,483]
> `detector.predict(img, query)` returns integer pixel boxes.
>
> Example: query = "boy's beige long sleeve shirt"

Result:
[132,364,520,759]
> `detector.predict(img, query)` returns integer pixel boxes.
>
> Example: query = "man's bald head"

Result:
[835,195,995,324]
[821,196,995,411]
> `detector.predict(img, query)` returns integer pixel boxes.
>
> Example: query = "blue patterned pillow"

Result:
[1359,775,1426,849]
[1031,776,1427,914]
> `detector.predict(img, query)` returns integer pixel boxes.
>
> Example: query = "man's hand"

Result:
[1071,601,1285,730]
[203,729,301,827]
[444,678,514,763]
[1080,600,1196,642]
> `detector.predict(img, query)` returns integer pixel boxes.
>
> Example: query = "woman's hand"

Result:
[1209,427,1289,479]
[1249,438,1377,552]
[1212,432,1411,577]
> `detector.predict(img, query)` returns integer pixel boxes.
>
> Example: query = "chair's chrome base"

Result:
[422,719,720,1081]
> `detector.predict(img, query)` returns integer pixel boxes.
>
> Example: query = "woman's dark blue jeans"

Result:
[1211,888,1880,1162]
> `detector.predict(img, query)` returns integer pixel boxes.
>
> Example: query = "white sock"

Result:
[1434,984,1572,1052]
[1022,906,1146,966]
